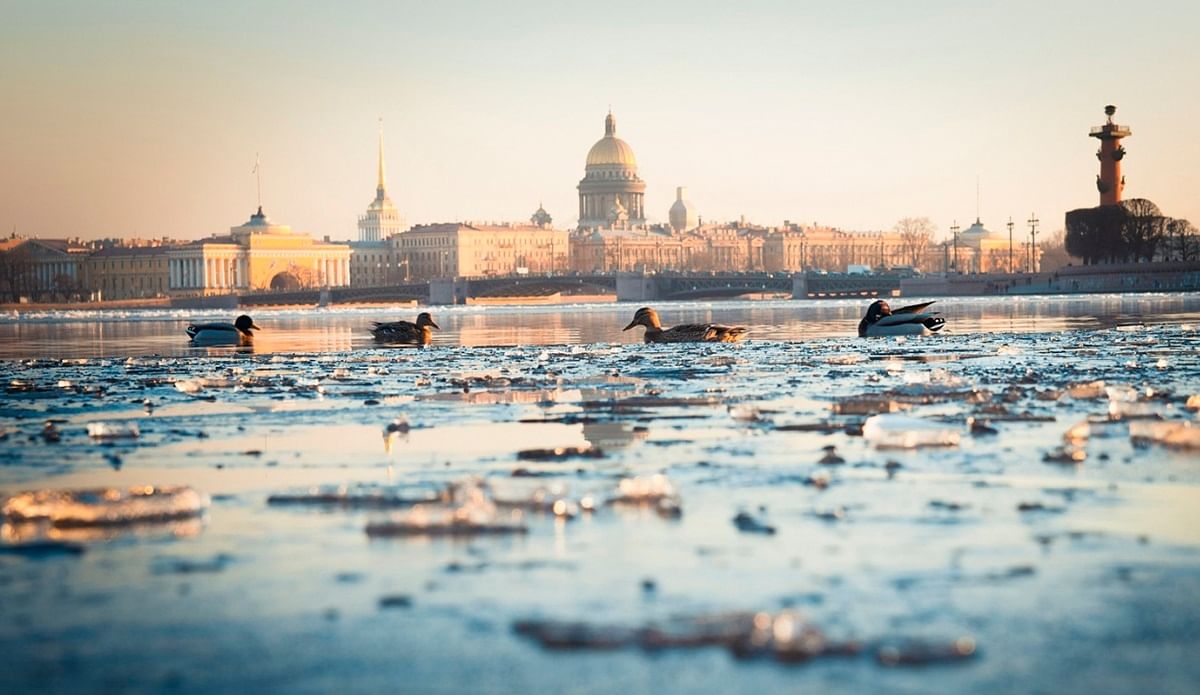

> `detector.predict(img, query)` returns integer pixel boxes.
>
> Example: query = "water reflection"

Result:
[2,294,1199,358]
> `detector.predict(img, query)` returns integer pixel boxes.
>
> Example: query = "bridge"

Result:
[186,271,905,308]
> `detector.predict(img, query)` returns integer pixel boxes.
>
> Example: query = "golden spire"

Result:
[377,118,386,192]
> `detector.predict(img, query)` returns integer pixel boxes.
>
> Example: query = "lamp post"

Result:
[1027,214,1039,272]
[1007,217,1014,274]
[950,220,960,273]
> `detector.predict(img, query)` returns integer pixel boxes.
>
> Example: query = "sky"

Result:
[1,0,1197,243]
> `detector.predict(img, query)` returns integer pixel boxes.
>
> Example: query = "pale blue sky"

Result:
[1,0,1197,241]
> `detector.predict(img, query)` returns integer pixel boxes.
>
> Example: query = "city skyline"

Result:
[2,0,1197,242]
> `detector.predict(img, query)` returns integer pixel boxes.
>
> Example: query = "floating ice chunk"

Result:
[877,636,976,666]
[1186,395,1200,412]
[517,446,604,461]
[86,422,140,440]
[1043,446,1086,464]
[996,344,1021,355]
[614,474,676,503]
[1066,381,1106,400]
[610,474,682,518]
[174,379,203,394]
[1105,384,1138,402]
[861,414,960,449]
[728,404,763,422]
[364,499,527,538]
[2,486,209,527]
[824,353,867,365]
[492,485,581,519]
[267,483,445,508]
[1063,420,1090,444]
[1130,421,1200,450]
[832,397,908,415]
[1108,400,1157,420]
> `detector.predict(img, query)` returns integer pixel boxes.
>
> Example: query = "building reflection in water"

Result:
[2,295,1199,358]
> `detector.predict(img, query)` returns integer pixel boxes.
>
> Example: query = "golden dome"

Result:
[586,112,637,168]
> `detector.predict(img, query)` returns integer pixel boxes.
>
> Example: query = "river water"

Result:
[1,295,1198,693]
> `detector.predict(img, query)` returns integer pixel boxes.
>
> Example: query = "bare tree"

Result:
[1038,230,1078,272]
[1120,199,1168,262]
[1167,218,1198,262]
[893,217,935,267]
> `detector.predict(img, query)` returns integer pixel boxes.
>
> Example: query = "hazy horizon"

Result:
[2,0,1197,243]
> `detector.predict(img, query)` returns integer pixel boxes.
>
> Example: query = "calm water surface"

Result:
[1,294,1198,693]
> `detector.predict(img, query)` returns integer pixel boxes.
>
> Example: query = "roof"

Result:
[89,245,174,258]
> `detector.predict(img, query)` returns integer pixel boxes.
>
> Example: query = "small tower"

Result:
[531,203,552,228]
[669,186,698,232]
[1089,104,1132,206]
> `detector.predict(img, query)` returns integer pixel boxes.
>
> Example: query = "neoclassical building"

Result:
[168,207,351,295]
[578,111,646,229]
[950,218,1041,273]
[392,222,569,280]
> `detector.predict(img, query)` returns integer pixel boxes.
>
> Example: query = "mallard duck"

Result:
[858,300,946,337]
[186,315,260,346]
[623,307,747,343]
[371,312,439,345]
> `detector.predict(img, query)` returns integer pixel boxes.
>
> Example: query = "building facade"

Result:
[84,245,171,300]
[0,237,91,301]
[578,112,646,229]
[394,223,570,280]
[167,207,351,295]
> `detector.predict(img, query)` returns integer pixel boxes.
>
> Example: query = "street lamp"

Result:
[1027,214,1040,272]
[1006,216,1014,274]
[950,220,960,273]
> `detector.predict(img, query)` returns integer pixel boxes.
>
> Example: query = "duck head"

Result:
[857,300,890,337]
[416,312,439,330]
[234,315,261,335]
[623,307,662,331]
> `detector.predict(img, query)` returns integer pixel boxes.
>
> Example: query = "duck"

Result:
[857,300,946,337]
[371,312,439,345]
[623,307,747,343]
[186,314,260,346]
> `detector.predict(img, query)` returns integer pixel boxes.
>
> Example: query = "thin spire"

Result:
[377,118,386,191]
[975,174,981,224]
[605,110,616,137]
[252,153,262,209]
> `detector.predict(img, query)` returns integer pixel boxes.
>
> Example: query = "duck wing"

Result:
[371,320,420,343]
[657,323,747,343]
[186,322,236,339]
[891,301,936,315]
[706,324,748,343]
[875,312,939,327]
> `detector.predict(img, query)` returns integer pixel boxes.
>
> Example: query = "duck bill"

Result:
[429,321,440,330]
[250,323,263,331]
[622,320,637,331]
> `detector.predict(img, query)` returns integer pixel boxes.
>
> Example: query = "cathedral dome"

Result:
[586,112,637,168]
[960,219,1003,241]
